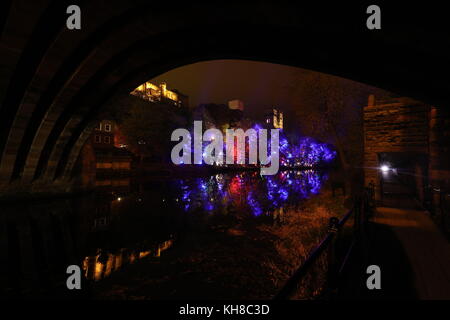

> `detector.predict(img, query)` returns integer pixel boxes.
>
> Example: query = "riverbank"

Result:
[91,189,349,299]
[0,165,337,203]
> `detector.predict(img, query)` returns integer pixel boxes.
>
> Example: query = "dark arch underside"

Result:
[1,1,450,194]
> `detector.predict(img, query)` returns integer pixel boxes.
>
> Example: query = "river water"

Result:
[0,170,332,299]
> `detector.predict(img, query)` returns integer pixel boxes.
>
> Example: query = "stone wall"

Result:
[429,106,450,189]
[363,95,430,200]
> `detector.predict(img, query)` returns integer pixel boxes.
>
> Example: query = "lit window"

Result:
[104,124,111,132]
[104,136,111,144]
[94,135,101,143]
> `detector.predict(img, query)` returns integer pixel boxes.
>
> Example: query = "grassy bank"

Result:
[92,189,349,299]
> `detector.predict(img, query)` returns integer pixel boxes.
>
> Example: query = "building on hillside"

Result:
[130,81,189,108]
[92,120,115,148]
[265,108,283,129]
[87,120,133,177]
[228,99,244,111]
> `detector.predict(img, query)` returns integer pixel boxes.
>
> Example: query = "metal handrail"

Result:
[274,185,374,300]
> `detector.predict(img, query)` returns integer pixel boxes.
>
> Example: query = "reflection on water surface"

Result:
[0,170,329,297]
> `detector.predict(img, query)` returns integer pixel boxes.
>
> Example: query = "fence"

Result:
[274,183,375,300]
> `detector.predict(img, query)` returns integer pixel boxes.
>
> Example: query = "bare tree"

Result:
[102,94,189,164]
[285,70,390,172]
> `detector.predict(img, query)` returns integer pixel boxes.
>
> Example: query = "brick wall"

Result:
[429,106,450,188]
[364,96,430,199]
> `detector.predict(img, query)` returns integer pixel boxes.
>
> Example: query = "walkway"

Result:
[370,205,450,299]
[367,171,450,299]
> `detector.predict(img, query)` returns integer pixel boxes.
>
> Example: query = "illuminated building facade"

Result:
[78,120,132,179]
[228,99,244,111]
[92,120,115,148]
[265,108,283,129]
[131,81,189,108]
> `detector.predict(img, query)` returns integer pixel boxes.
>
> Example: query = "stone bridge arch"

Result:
[1,1,450,196]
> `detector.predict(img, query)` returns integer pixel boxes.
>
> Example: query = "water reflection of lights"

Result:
[82,239,174,281]
[173,170,328,217]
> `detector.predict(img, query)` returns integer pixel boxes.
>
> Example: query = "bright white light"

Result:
[380,165,390,172]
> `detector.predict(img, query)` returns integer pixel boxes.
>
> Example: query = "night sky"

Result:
[151,59,386,133]
[152,60,301,128]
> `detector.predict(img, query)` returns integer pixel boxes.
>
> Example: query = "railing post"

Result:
[327,217,340,295]
[275,201,365,300]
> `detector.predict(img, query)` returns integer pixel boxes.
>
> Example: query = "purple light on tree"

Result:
[283,137,336,167]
